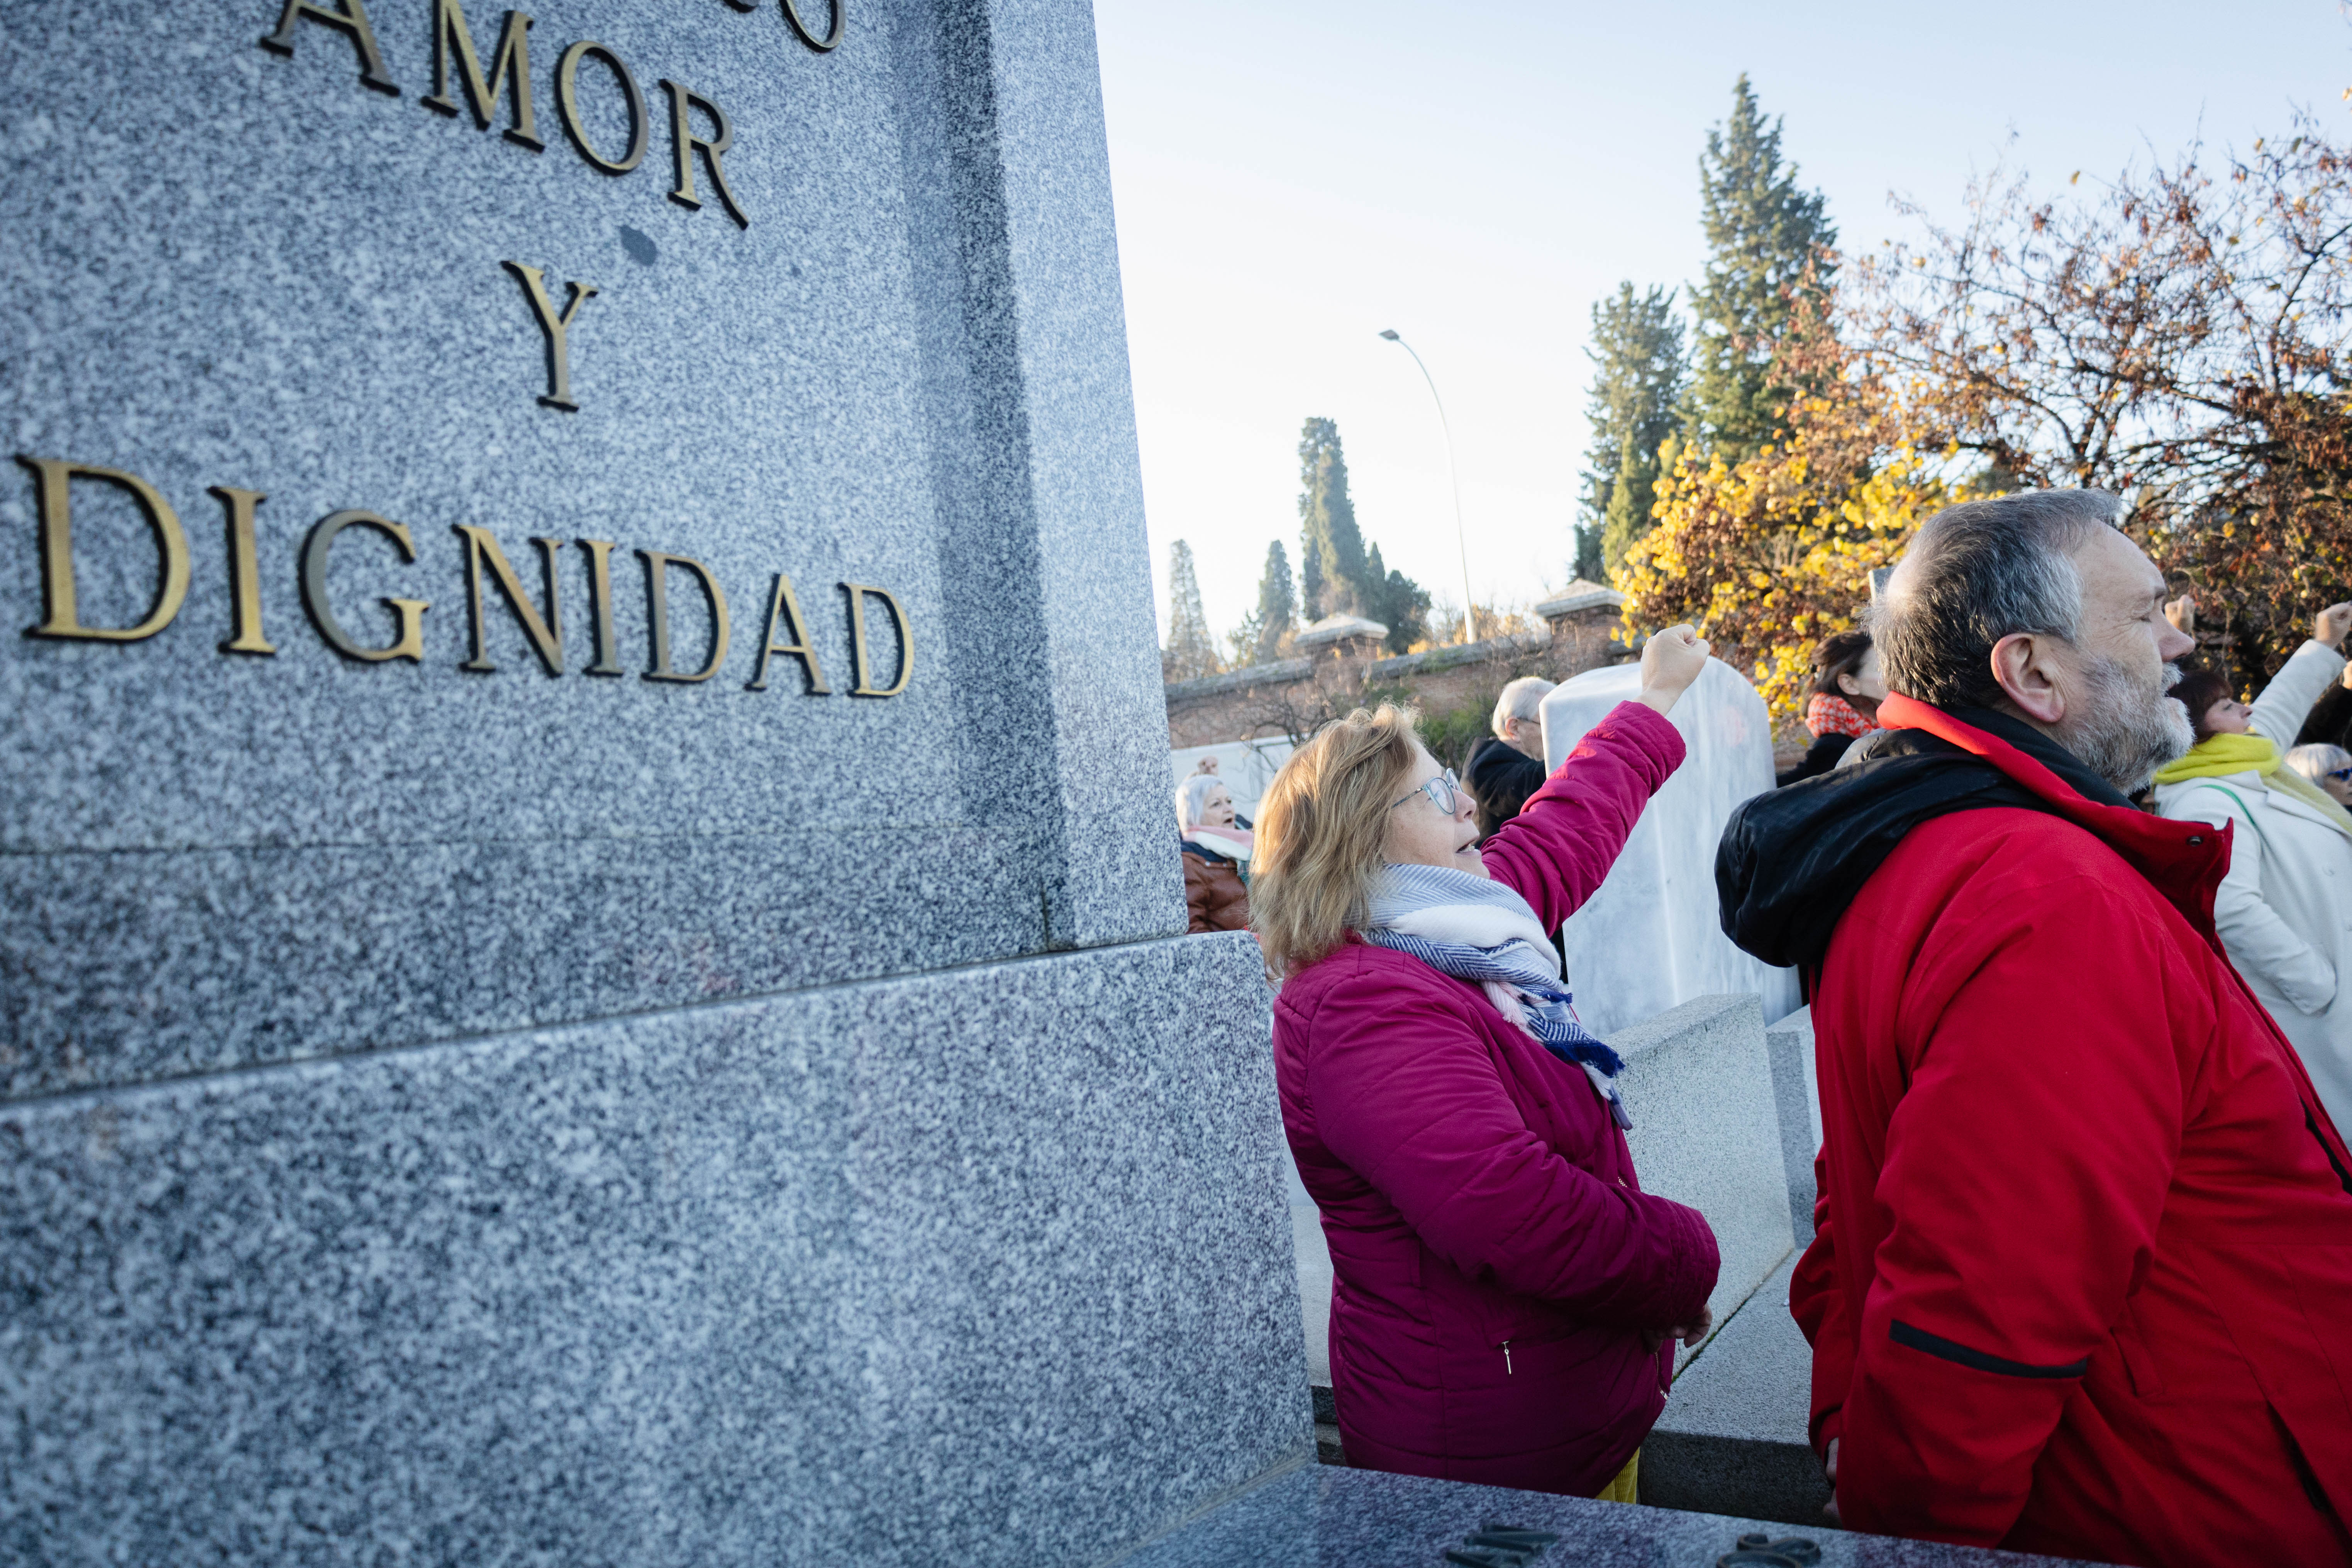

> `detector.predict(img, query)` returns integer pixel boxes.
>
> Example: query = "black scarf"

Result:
[1716,708,2130,973]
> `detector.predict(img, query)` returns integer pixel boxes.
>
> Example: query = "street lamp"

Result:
[1379,328,1478,644]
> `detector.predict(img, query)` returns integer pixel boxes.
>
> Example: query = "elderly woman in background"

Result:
[2289,743,2352,807]
[2154,598,2352,1134]
[1176,773,1252,934]
[1252,626,1721,1502]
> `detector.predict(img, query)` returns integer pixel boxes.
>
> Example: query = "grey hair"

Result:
[2288,744,2352,784]
[1175,771,1230,832]
[1491,676,1556,738]
[1875,489,2124,709]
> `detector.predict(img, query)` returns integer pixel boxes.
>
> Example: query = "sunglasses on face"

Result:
[2330,768,2352,783]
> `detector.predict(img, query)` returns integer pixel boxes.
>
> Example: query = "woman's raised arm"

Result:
[1478,628,1706,932]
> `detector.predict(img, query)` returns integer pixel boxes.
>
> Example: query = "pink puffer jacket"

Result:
[1274,700,1719,1496]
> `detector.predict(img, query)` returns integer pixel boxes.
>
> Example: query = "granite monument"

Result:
[0,2,1306,1561]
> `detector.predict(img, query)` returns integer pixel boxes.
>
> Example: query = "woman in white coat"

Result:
[2154,599,2352,1131]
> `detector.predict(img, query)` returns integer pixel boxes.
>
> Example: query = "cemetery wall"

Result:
[1163,597,1630,750]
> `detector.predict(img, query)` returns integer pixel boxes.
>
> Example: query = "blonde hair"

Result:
[1250,704,1421,979]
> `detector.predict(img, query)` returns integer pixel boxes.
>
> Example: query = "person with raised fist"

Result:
[1251,626,1721,1503]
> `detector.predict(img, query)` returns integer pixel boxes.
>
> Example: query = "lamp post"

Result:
[1379,328,1478,644]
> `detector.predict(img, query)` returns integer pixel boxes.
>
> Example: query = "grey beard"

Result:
[2053,657,2194,794]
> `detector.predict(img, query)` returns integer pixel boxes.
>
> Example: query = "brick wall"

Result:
[1164,602,1632,749]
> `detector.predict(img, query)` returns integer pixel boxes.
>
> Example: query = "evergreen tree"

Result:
[1295,416,1427,646]
[1298,417,1368,619]
[1251,539,1296,663]
[1685,75,1835,461]
[1572,524,1605,585]
[1161,539,1220,680]
[1579,282,1688,579]
[1364,542,1430,654]
[1601,437,1662,580]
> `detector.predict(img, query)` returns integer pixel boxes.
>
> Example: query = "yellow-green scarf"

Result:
[2154,732,2352,840]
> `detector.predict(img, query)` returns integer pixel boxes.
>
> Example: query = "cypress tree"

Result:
[1364,543,1430,654]
[1572,525,1605,585]
[1251,540,1296,663]
[1162,539,1220,680]
[1298,417,1369,620]
[1295,416,1426,646]
[1685,75,1835,461]
[1579,281,1688,578]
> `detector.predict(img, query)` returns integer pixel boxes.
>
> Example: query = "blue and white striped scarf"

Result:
[1361,862,1631,1129]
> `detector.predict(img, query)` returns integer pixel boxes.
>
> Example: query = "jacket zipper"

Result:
[1501,1340,1513,1375]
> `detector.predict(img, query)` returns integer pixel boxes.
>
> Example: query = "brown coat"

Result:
[1181,848,1249,933]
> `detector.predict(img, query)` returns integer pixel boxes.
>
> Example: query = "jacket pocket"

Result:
[2189,1243,2352,1519]
[2110,1293,2167,1400]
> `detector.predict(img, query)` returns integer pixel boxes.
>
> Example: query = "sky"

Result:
[1095,0,2352,649]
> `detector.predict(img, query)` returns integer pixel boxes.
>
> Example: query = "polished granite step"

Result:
[1112,1462,2106,1568]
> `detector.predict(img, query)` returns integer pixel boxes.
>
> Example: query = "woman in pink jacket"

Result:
[1252,626,1721,1502]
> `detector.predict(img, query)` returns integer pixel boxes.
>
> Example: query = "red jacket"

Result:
[1774,697,2352,1565]
[1273,701,1718,1496]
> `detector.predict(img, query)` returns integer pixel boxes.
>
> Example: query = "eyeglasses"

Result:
[1392,768,1465,817]
[2330,767,2352,783]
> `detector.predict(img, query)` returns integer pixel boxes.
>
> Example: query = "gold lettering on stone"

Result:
[554,41,649,175]
[842,582,913,697]
[576,537,626,676]
[17,456,191,643]
[452,525,564,675]
[259,0,400,95]
[423,1,544,151]
[502,260,598,410]
[300,510,428,663]
[781,0,846,53]
[659,80,748,228]
[638,549,731,683]
[211,485,278,656]
[747,573,830,693]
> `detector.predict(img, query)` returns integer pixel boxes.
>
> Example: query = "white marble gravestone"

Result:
[1539,659,1800,1036]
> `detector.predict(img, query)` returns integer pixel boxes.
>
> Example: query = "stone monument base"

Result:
[1114,1461,2103,1567]
[1645,1254,1833,1527]
[3,935,1307,1566]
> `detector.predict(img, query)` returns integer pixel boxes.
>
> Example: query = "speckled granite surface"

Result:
[1119,1465,2109,1568]
[1647,1254,1831,1528]
[0,0,1180,1099]
[2,2,1287,1561]
[1,934,1307,1565]
[1613,993,1796,1376]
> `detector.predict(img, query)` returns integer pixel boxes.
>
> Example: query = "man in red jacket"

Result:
[1719,490,2352,1567]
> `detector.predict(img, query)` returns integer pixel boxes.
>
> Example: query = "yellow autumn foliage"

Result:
[1617,329,1970,719]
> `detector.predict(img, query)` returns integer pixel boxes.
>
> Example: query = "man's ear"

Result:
[1991,631,2067,726]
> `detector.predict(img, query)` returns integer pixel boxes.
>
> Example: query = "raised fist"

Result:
[1635,624,1712,715]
